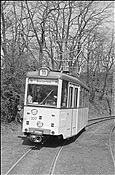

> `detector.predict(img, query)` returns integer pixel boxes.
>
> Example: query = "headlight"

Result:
[31,109,38,115]
[37,121,43,127]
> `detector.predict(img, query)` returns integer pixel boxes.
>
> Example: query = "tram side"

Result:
[58,80,89,139]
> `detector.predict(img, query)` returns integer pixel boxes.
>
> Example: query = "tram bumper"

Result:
[27,128,51,143]
[29,134,42,143]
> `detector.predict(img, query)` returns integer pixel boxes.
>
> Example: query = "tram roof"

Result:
[27,71,89,90]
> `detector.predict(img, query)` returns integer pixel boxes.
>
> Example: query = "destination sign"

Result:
[28,78,58,85]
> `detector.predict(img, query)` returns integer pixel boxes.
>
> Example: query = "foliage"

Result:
[80,71,113,115]
[1,51,33,122]
[1,1,114,122]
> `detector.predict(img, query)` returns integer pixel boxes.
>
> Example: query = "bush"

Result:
[1,86,24,122]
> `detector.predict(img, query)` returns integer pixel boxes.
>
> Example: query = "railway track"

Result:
[109,126,115,168]
[5,145,42,175]
[87,115,115,127]
[5,142,64,175]
[49,116,115,174]
[87,115,115,169]
[48,140,66,175]
[5,115,115,175]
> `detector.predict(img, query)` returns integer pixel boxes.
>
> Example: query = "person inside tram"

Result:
[27,92,33,103]
[27,85,33,103]
[33,86,44,104]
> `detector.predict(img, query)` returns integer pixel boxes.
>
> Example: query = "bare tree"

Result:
[22,1,59,69]
[1,1,33,121]
[1,1,114,120]
[45,1,113,72]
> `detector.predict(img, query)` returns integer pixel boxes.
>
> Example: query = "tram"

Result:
[22,67,89,143]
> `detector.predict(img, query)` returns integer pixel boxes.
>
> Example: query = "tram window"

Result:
[79,87,84,107]
[68,87,73,108]
[84,90,89,107]
[83,89,86,107]
[27,84,58,107]
[82,88,85,107]
[79,87,82,107]
[87,91,89,106]
[74,88,78,107]
[79,87,89,107]
[61,80,68,108]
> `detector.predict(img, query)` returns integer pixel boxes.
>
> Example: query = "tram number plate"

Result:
[35,131,42,134]
[31,116,37,120]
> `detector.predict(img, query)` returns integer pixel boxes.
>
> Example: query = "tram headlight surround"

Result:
[37,121,43,127]
[31,109,38,115]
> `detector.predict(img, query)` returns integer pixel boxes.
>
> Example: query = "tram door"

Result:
[72,86,79,135]
[69,85,79,136]
[68,84,74,137]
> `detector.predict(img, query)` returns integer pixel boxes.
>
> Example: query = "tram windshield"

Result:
[27,84,58,107]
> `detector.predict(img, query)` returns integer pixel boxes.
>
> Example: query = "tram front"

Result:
[22,67,60,143]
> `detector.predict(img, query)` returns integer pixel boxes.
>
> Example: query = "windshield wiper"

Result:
[40,90,53,105]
